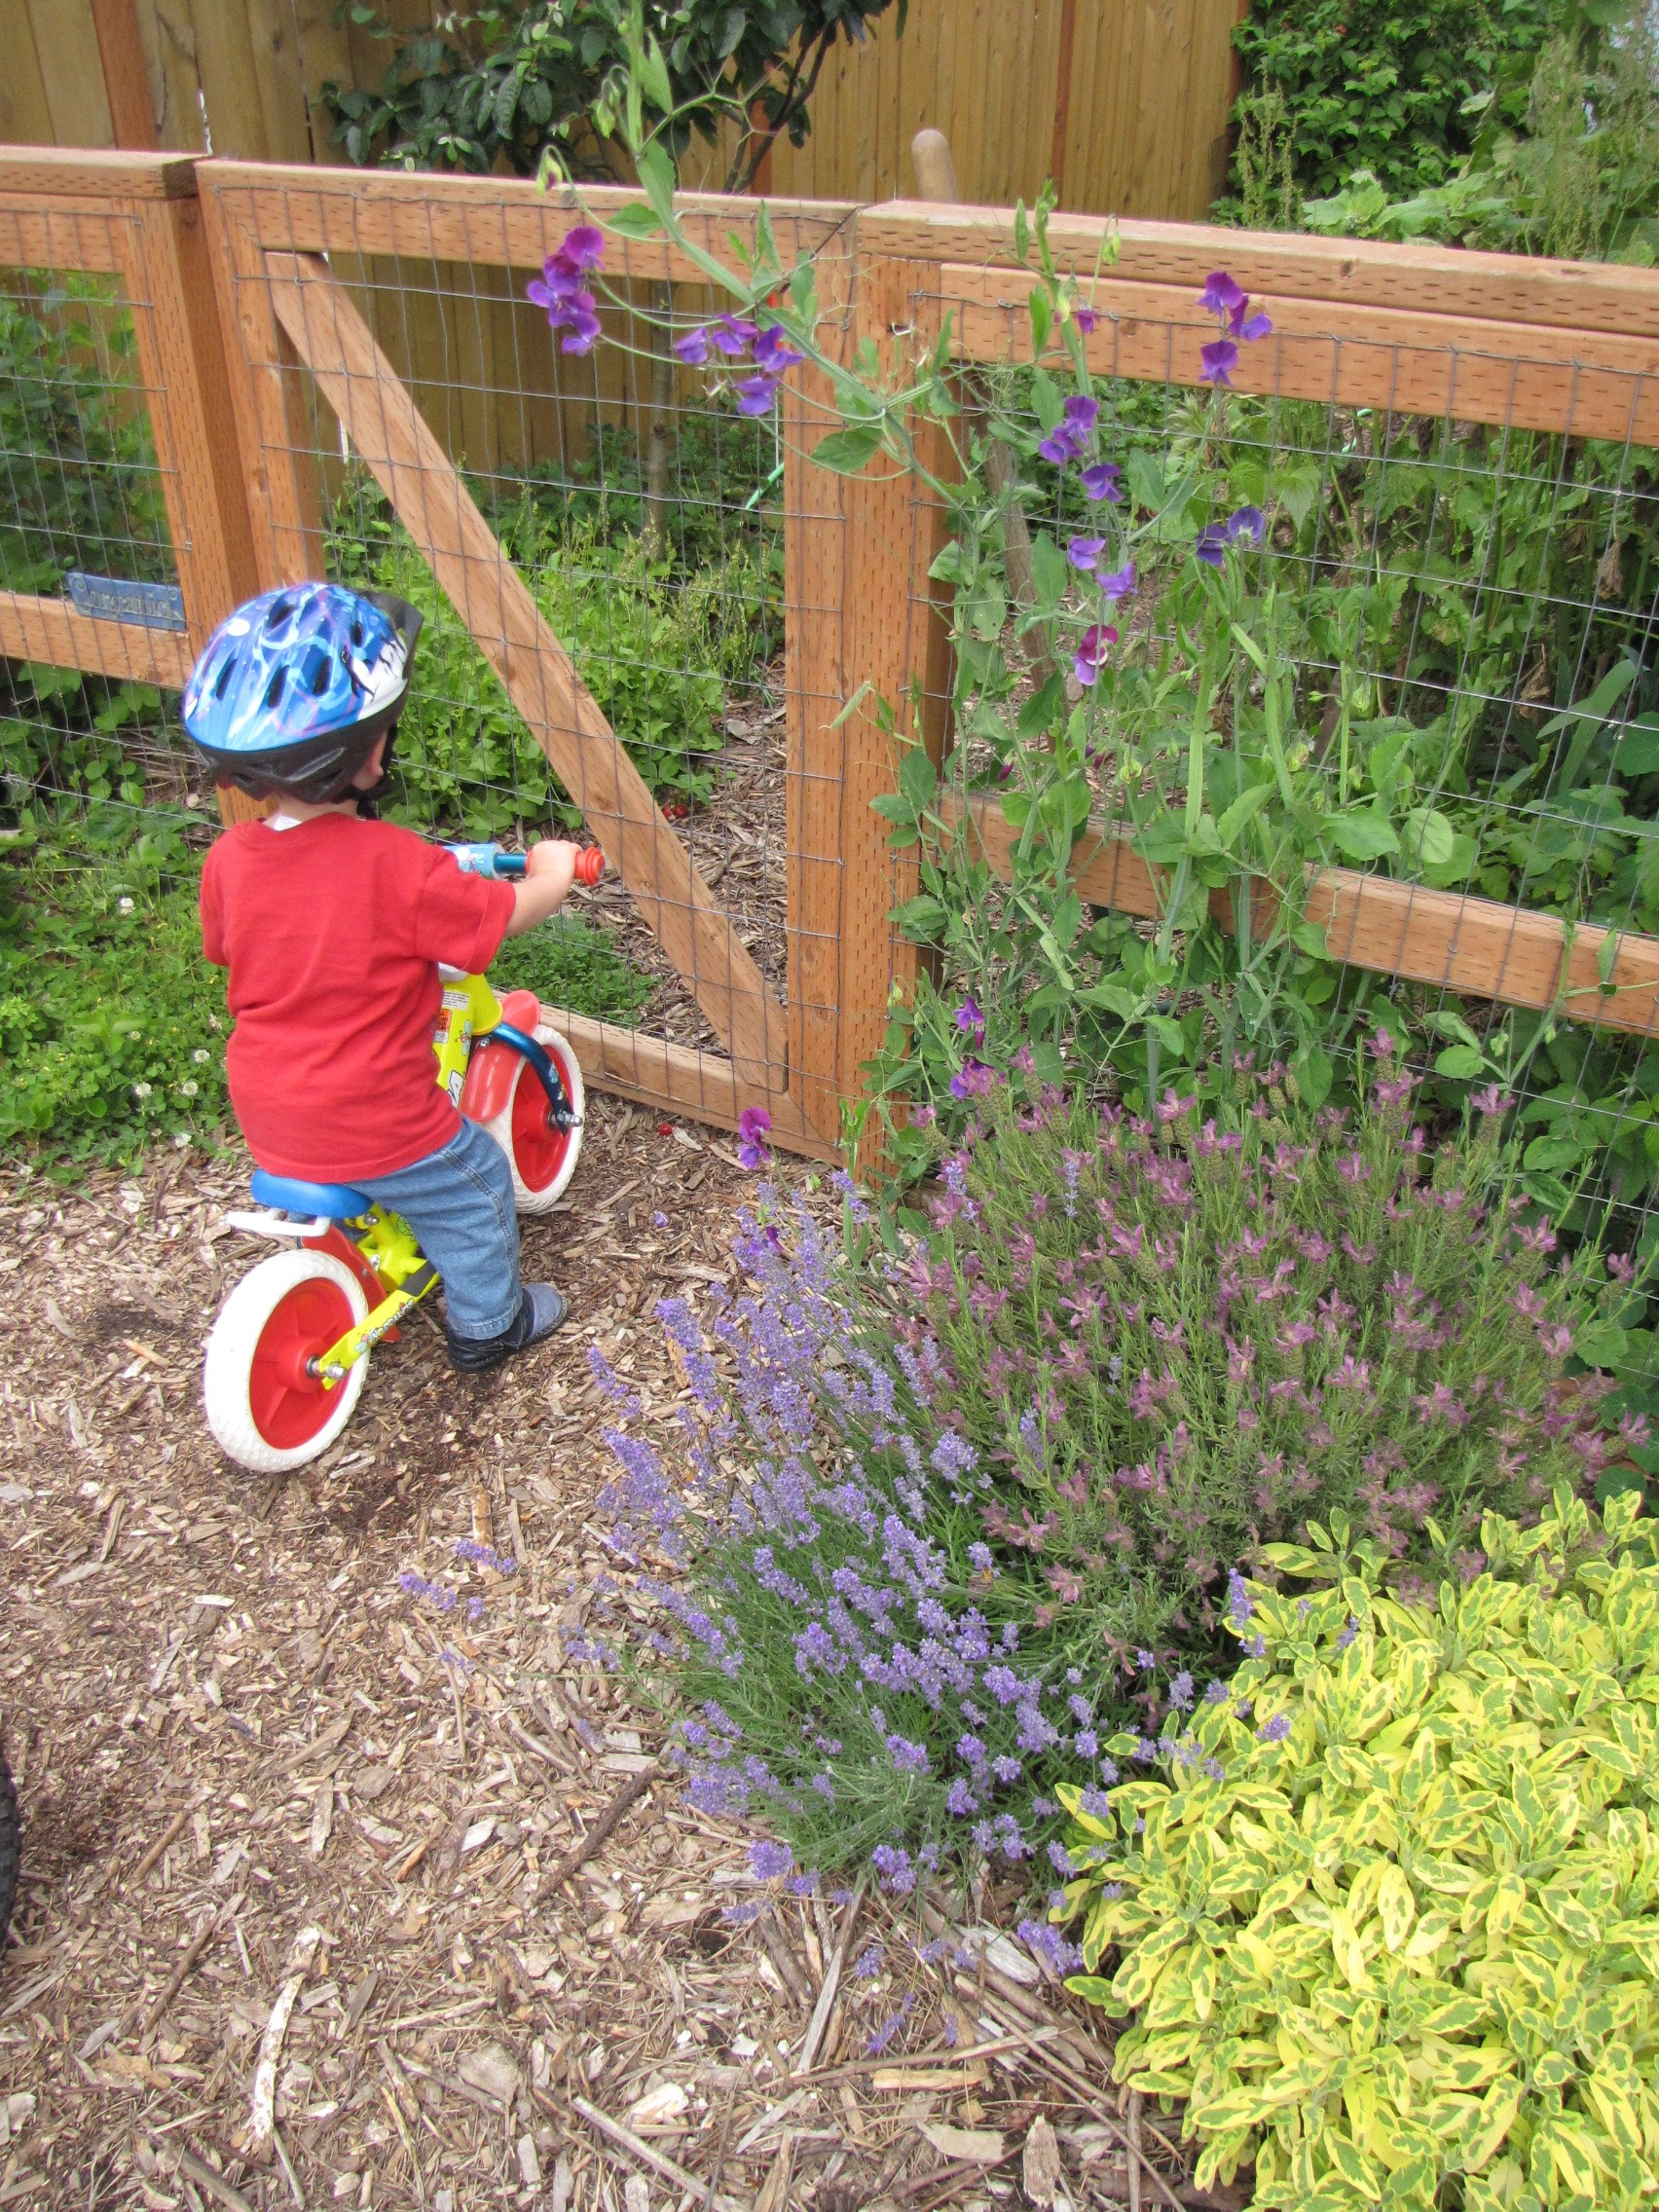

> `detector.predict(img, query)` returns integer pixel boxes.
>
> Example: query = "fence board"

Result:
[961,794,1659,1043]
[0,588,192,682]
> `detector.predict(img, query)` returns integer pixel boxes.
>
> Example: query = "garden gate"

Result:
[9,145,1659,1169]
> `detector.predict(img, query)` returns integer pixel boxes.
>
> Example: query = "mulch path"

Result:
[0,1100,1208,2212]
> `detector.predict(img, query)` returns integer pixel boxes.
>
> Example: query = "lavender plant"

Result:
[594,1041,1629,1883]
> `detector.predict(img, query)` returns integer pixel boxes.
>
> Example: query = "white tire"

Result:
[479,1025,585,1214]
[203,1248,371,1474]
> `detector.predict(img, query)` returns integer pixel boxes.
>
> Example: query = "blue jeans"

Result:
[355,1120,520,1341]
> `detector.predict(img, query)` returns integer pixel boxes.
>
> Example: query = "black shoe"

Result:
[446,1285,569,1374]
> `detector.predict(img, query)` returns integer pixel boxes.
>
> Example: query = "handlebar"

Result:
[447,841,606,887]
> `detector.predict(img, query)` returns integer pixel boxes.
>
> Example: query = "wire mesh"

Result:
[920,258,1659,1245]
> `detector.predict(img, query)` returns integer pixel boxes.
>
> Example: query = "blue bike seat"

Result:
[250,1170,371,1221]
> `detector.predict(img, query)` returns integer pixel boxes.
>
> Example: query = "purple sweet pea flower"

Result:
[1195,523,1229,568]
[1038,422,1085,464]
[1098,559,1135,601]
[1079,462,1123,502]
[559,298,602,354]
[949,1058,996,1100]
[712,314,758,356]
[955,996,985,1042]
[1073,621,1118,687]
[1073,306,1099,335]
[737,1105,773,1169]
[733,375,780,416]
[1238,309,1273,341]
[1228,504,1266,546]
[527,262,582,310]
[1197,271,1247,321]
[1067,535,1107,572]
[1199,338,1239,387]
[753,325,803,373]
[673,325,711,365]
[1063,394,1099,433]
[561,224,606,272]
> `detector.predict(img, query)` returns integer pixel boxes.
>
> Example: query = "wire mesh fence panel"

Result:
[899,243,1659,1276]
[203,166,853,1150]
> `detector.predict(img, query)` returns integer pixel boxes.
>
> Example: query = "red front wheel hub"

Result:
[247,1276,356,1451]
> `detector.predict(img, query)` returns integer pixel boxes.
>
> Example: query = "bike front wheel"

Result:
[203,1249,371,1473]
[481,1025,585,1215]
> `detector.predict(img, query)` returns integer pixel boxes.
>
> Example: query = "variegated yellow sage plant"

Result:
[1055,1488,1659,2212]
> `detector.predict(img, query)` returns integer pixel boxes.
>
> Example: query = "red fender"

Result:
[460,991,542,1124]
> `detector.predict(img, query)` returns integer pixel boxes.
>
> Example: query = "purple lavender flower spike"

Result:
[1067,535,1106,572]
[673,325,711,365]
[1197,271,1246,320]
[1198,338,1238,387]
[1080,461,1122,501]
[1258,1713,1291,1742]
[748,1838,793,1880]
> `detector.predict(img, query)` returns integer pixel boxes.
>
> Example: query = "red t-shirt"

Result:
[201,813,516,1181]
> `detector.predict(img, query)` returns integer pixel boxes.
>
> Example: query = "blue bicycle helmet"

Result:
[182,583,424,803]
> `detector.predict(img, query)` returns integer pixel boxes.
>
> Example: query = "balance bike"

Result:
[202,843,603,1473]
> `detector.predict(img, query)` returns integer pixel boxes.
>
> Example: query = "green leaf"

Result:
[639,34,674,115]
[1434,1046,1485,1079]
[1294,1043,1333,1110]
[811,425,882,475]
[1327,809,1400,863]
[1218,783,1273,846]
[891,893,946,941]
[899,748,938,807]
[1018,673,1064,738]
[1613,715,1659,777]
[1029,531,1069,606]
[634,138,678,227]
[1402,806,1456,869]
[1030,368,1064,433]
[607,204,663,238]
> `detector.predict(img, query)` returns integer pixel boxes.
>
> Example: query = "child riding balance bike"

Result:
[182,582,605,1474]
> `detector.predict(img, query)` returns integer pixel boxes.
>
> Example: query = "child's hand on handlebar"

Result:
[504,839,585,938]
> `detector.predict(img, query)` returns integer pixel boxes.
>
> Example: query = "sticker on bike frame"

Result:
[64,572,189,631]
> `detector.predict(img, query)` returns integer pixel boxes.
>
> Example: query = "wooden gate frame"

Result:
[0,150,256,686]
[9,147,1659,1162]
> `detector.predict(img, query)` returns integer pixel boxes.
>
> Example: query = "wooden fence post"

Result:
[786,235,954,1152]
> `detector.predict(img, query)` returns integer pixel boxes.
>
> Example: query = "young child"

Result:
[185,582,583,1372]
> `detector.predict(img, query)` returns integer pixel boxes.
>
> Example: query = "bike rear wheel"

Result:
[203,1249,370,1473]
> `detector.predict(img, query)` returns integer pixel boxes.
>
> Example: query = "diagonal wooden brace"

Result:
[264,250,811,1132]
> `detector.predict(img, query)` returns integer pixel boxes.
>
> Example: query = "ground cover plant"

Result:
[1055,1485,1659,2210]
[595,1045,1628,1889]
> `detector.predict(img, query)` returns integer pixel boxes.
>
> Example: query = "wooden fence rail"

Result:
[6,145,1659,1162]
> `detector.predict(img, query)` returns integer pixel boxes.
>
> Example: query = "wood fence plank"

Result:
[119,193,259,649]
[0,146,197,198]
[92,0,159,150]
[961,792,1659,1041]
[24,0,115,151]
[0,201,127,272]
[856,203,1659,340]
[539,1010,836,1160]
[262,247,811,1133]
[942,262,1659,442]
[199,194,324,586]
[0,589,192,683]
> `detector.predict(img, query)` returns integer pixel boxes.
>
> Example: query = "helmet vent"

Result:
[264,666,286,710]
[301,644,332,697]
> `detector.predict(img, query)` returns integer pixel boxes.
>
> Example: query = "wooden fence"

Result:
[4,0,1244,221]
[6,145,1659,1165]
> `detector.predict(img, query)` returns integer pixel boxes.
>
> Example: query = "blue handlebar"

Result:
[446,841,527,881]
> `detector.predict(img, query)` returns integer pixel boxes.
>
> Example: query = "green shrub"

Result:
[490,913,653,1025]
[1055,1486,1659,2211]
[1227,0,1554,207]
[329,503,763,828]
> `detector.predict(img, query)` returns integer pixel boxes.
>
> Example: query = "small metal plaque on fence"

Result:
[64,572,188,632]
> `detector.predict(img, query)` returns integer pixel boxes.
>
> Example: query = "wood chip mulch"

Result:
[0,1101,1216,2212]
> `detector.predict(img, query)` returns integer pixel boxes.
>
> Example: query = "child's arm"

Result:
[503,839,582,937]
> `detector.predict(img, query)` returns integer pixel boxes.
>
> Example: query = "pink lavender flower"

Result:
[737,1105,773,1169]
[1073,621,1118,687]
[1471,1083,1513,1118]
